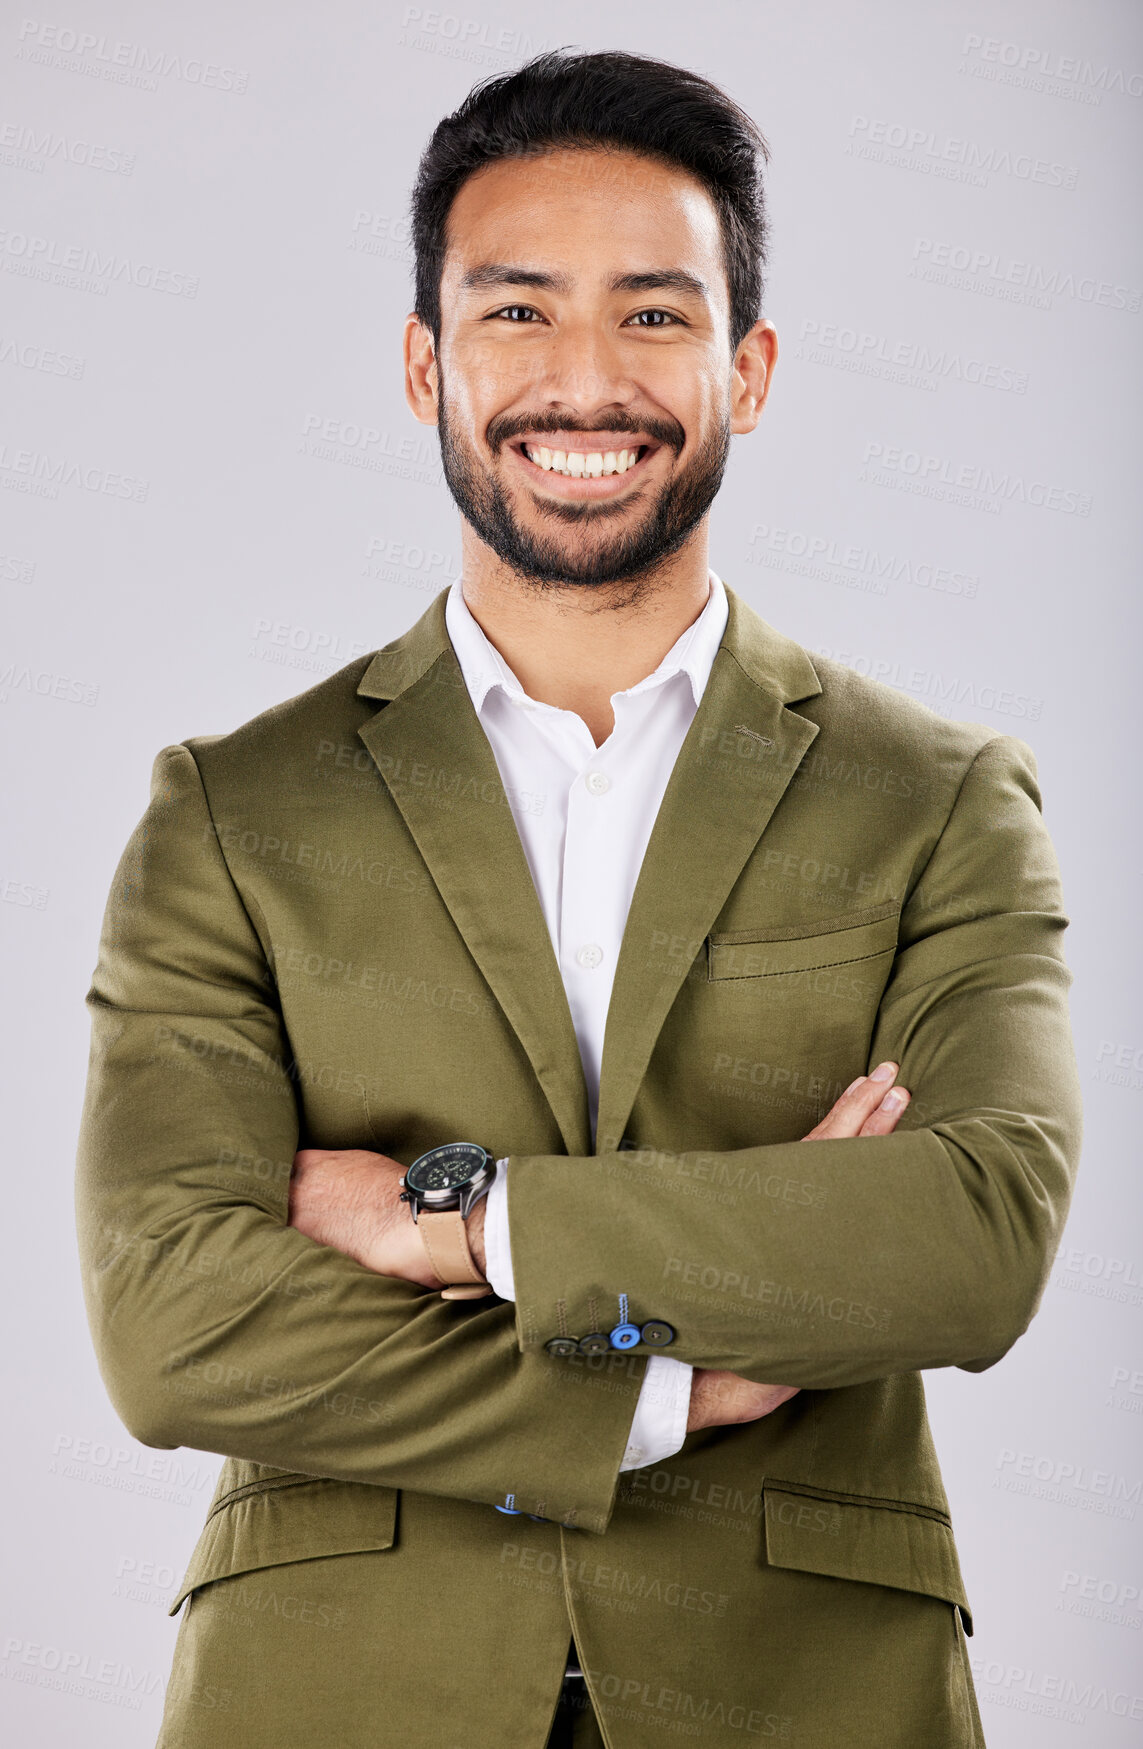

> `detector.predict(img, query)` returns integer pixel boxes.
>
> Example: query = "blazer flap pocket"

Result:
[169,1477,398,1615]
[708,903,900,981]
[762,1482,971,1632]
[202,1457,306,1514]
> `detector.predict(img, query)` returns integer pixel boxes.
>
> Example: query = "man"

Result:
[75,48,1082,1749]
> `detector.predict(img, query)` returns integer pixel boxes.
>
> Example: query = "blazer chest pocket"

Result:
[707,901,900,983]
[761,1480,972,1634]
[169,1469,399,1616]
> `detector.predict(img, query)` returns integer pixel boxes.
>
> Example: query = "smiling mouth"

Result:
[515,440,655,480]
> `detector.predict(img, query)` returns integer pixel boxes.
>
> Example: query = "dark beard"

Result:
[436,371,731,591]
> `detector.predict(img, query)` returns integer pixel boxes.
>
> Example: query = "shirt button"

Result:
[575,944,604,970]
[584,771,611,796]
[625,1445,646,1465]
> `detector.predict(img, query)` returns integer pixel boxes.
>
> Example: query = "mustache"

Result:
[487,412,684,451]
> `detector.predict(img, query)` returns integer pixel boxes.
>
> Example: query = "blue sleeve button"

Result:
[609,1322,642,1350]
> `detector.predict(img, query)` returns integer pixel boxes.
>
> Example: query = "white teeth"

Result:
[523,443,643,478]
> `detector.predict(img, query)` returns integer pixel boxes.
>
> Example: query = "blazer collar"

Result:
[357,588,454,702]
[356,583,823,1155]
[357,581,821,708]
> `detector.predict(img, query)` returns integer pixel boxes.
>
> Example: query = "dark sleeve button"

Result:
[609,1322,642,1350]
[577,1332,611,1355]
[640,1320,675,1348]
[544,1336,580,1358]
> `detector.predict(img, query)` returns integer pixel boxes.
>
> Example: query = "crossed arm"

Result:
[75,734,1082,1531]
[287,1063,915,1434]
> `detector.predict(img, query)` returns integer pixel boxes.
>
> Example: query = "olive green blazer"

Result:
[74,582,1081,1747]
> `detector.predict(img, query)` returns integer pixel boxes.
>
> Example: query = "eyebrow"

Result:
[459,264,709,300]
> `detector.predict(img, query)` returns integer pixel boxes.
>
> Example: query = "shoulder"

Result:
[796,645,1037,816]
[157,650,389,811]
[809,646,997,749]
[722,583,1033,814]
[167,592,453,805]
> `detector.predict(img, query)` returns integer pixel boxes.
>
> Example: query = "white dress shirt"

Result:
[443,570,730,1470]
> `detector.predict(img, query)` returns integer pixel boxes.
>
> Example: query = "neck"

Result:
[456,531,714,748]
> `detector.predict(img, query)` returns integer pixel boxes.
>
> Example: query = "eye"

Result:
[488,304,543,323]
[626,309,682,328]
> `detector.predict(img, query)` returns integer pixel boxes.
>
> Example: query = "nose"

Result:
[532,313,639,418]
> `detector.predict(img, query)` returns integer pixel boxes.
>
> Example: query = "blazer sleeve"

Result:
[503,733,1084,1389]
[74,742,643,1534]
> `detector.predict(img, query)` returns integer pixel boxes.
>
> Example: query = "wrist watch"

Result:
[399,1142,497,1301]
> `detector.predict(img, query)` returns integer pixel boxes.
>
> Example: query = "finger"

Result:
[858,1084,911,1136]
[802,1063,900,1139]
[823,1063,900,1130]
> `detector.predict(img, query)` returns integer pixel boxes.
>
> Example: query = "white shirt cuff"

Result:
[482,1157,515,1300]
[483,1159,692,1471]
[619,1355,692,1470]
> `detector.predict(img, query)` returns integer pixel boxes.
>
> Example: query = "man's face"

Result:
[428,146,742,590]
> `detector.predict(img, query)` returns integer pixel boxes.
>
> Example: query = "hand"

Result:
[288,1148,443,1288]
[686,1372,800,1432]
[799,1059,911,1139]
[686,1060,911,1433]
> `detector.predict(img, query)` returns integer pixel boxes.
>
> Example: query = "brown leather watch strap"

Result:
[418,1208,493,1300]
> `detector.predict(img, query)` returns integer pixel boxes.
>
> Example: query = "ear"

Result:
[730,319,778,436]
[404,313,439,427]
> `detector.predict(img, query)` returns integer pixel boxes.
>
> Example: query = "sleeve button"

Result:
[544,1336,580,1358]
[640,1320,675,1347]
[577,1332,611,1354]
[609,1322,642,1350]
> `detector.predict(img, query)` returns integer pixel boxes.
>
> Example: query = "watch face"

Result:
[405,1142,488,1196]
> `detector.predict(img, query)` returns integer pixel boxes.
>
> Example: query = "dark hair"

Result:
[410,48,770,356]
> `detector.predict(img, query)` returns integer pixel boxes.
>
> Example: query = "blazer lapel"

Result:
[355,595,592,1157]
[354,583,823,1164]
[594,584,824,1152]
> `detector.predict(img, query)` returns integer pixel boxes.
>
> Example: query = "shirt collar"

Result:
[444,570,729,717]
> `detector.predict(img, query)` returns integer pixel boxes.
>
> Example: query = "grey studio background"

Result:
[1,0,1140,1742]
